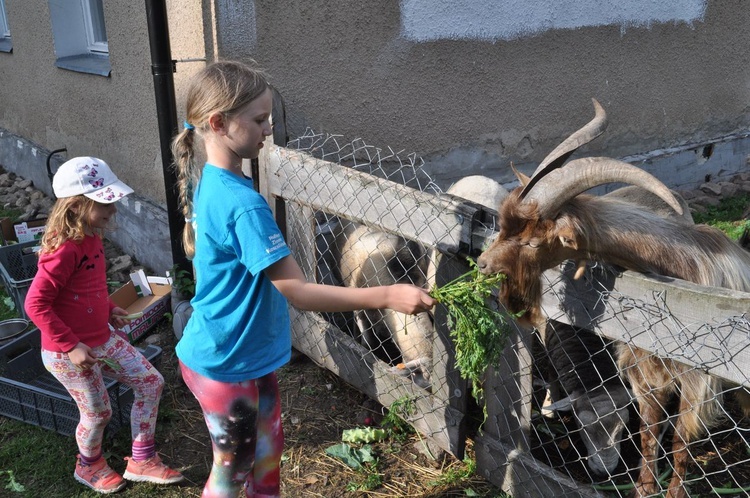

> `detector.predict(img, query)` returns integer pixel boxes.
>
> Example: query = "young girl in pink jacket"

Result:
[25,157,183,494]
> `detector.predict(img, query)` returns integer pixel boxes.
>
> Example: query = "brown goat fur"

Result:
[479,188,750,498]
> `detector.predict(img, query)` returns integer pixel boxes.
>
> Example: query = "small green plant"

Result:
[429,260,516,409]
[0,207,23,225]
[0,469,25,493]
[345,461,383,491]
[692,193,750,241]
[0,287,18,321]
[380,396,415,442]
[169,264,195,299]
[427,457,477,487]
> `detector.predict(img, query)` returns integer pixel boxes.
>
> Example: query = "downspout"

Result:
[144,0,191,277]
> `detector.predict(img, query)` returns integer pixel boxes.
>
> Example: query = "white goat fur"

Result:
[336,222,434,388]
[332,175,510,389]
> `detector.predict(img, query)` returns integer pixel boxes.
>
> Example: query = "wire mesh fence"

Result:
[274,131,479,455]
[261,132,750,497]
[527,262,750,497]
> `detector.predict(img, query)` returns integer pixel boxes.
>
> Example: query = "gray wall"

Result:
[217,0,750,188]
[0,1,204,273]
[1,0,748,273]
[0,0,204,203]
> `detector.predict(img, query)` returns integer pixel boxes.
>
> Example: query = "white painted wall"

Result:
[401,0,707,41]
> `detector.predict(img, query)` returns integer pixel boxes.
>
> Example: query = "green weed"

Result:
[168,265,195,299]
[380,396,415,442]
[693,193,750,240]
[345,461,383,491]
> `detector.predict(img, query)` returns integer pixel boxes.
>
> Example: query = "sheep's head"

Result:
[476,100,683,328]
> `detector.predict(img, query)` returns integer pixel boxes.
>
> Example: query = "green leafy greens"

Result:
[429,260,515,409]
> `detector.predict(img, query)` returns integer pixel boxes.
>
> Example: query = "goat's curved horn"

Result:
[525,157,684,219]
[520,98,608,197]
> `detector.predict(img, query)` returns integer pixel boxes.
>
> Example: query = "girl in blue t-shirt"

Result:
[171,60,436,498]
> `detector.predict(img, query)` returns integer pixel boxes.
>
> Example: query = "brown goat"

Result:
[476,100,750,498]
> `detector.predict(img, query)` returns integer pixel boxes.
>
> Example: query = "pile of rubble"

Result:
[677,170,750,217]
[0,169,139,285]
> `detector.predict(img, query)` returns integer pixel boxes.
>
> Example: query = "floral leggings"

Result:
[179,361,283,498]
[42,332,164,458]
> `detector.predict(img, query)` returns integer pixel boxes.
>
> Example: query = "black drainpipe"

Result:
[144,0,191,277]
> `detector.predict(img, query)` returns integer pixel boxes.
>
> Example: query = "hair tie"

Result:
[184,121,195,131]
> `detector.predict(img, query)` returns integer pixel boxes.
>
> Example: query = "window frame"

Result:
[0,0,11,53]
[81,0,108,54]
[48,0,110,76]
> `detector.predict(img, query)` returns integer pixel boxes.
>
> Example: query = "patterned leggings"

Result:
[42,332,164,458]
[179,361,283,498]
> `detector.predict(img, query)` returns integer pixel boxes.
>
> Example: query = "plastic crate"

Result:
[0,327,162,437]
[0,240,39,321]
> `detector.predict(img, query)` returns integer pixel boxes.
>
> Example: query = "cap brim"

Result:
[83,180,135,204]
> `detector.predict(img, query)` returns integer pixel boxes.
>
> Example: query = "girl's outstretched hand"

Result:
[387,284,436,315]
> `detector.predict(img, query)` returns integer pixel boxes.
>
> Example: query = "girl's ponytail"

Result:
[171,127,198,259]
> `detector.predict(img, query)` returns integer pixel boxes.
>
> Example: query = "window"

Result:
[0,0,11,53]
[48,0,111,76]
[82,0,108,54]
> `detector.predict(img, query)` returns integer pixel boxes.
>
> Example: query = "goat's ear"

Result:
[556,226,579,249]
[511,163,531,186]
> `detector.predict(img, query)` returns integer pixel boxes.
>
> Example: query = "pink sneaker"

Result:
[74,455,126,494]
[123,454,184,484]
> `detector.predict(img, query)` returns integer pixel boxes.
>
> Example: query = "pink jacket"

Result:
[25,235,116,353]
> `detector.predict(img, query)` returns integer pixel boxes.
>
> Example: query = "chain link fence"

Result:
[261,132,750,497]
[533,263,750,497]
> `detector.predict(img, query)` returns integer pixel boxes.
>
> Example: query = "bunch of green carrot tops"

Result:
[429,259,515,406]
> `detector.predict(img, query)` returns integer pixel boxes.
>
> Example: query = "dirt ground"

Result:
[145,321,499,498]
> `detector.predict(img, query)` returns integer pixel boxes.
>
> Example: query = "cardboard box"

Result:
[14,221,47,243]
[0,218,47,245]
[110,273,172,343]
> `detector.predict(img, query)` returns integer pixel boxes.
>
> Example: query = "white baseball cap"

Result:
[53,156,134,204]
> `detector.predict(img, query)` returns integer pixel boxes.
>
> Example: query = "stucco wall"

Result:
[0,0,204,204]
[1,0,748,273]
[217,0,750,188]
[0,1,205,273]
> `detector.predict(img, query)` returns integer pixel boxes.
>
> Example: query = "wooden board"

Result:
[265,146,482,255]
[540,263,750,387]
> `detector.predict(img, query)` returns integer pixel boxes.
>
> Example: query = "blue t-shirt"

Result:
[176,164,292,382]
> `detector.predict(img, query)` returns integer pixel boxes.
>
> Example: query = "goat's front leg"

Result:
[631,393,668,498]
[664,402,692,498]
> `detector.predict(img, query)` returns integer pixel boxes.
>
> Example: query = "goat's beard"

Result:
[499,277,544,330]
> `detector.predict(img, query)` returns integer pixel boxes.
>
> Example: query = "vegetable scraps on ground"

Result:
[429,259,517,409]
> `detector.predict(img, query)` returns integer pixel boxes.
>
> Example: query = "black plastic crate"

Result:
[0,240,39,321]
[0,327,162,437]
